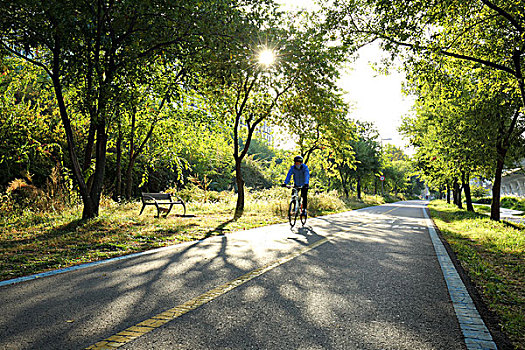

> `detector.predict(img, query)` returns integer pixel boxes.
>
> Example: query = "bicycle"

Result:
[285,185,307,227]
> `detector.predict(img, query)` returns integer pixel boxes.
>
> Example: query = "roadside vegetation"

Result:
[474,196,525,215]
[429,200,524,349]
[0,187,393,282]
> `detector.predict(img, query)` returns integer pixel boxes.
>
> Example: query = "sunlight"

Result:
[258,49,276,67]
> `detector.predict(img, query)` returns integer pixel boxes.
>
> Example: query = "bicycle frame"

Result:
[287,185,306,227]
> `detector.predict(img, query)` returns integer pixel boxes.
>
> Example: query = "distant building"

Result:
[501,168,525,197]
[475,160,525,198]
[241,120,273,144]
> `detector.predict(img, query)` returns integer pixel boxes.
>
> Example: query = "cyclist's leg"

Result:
[301,187,308,213]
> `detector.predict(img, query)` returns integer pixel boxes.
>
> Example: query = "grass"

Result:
[474,196,525,215]
[475,204,491,214]
[428,200,525,349]
[0,188,382,282]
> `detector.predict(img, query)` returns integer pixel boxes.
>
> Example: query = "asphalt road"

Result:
[1,201,469,349]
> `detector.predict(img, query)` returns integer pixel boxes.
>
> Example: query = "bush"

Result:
[471,185,490,198]
[6,178,44,211]
[501,196,525,212]
[254,187,347,218]
[474,196,492,204]
[309,191,347,213]
[241,156,273,189]
[0,161,77,216]
[172,184,233,204]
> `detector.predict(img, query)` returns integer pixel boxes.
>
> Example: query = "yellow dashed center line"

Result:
[382,207,398,215]
[86,237,329,349]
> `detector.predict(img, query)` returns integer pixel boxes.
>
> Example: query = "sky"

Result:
[337,43,416,152]
[275,0,416,154]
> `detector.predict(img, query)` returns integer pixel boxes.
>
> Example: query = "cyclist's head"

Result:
[293,155,303,163]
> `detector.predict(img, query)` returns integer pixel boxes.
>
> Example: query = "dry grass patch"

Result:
[1,188,383,282]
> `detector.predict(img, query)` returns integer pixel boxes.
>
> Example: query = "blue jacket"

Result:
[284,164,310,187]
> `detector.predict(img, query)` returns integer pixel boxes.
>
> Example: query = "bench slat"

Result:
[142,193,171,200]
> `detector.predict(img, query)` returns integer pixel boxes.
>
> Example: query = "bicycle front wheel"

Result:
[300,210,307,225]
[288,200,297,227]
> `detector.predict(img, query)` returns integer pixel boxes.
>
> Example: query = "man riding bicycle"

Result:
[282,155,310,217]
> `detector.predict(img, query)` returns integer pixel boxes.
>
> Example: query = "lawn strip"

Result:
[428,200,524,349]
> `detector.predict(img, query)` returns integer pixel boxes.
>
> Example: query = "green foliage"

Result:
[348,121,380,198]
[241,155,273,189]
[0,57,65,189]
[328,0,525,218]
[471,185,490,199]
[500,197,525,213]
[0,0,268,219]
[0,0,421,218]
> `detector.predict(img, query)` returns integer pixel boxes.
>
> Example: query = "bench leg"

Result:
[165,204,174,217]
[139,204,146,216]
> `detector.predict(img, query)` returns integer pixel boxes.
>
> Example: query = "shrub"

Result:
[501,196,525,212]
[6,178,43,210]
[308,191,347,213]
[241,156,273,189]
[471,185,490,198]
[474,197,492,204]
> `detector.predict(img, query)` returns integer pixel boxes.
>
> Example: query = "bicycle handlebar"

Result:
[282,184,304,189]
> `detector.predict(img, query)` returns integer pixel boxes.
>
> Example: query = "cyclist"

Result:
[282,155,310,216]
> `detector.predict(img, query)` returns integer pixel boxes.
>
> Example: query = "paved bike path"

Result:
[0,201,494,349]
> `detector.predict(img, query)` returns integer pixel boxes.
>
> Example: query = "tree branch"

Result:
[480,0,524,34]
[0,43,53,77]
[377,34,517,76]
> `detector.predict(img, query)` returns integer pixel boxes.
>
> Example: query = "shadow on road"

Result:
[0,201,464,350]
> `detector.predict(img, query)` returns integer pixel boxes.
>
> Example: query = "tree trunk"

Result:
[125,107,136,200]
[356,176,362,200]
[234,158,244,219]
[462,172,474,212]
[491,156,505,221]
[453,179,463,209]
[446,183,451,204]
[114,122,123,202]
[125,162,134,200]
[338,167,350,198]
[84,120,108,218]
[51,70,97,219]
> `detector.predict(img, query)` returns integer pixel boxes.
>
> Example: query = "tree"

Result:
[320,121,358,198]
[114,60,188,200]
[0,0,253,219]
[279,78,353,165]
[381,144,416,197]
[328,0,525,109]
[205,8,349,218]
[327,0,525,219]
[400,60,523,213]
[348,121,380,199]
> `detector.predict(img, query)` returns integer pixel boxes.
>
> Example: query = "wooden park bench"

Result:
[139,192,186,218]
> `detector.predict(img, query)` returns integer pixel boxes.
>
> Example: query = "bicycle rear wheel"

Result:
[288,200,297,227]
